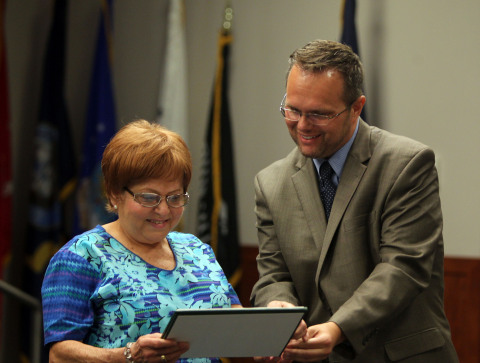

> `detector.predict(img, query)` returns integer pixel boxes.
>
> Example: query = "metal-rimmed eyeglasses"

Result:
[124,187,189,208]
[279,93,350,126]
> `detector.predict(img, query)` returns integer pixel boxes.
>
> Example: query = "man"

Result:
[250,40,458,363]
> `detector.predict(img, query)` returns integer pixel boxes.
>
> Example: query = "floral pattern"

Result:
[42,226,240,363]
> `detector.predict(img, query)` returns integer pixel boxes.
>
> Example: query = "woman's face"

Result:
[113,177,185,248]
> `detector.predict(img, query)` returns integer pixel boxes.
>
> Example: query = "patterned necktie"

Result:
[319,161,337,220]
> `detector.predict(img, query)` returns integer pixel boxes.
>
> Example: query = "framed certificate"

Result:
[162,307,307,358]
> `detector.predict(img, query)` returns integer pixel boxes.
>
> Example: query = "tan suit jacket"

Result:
[251,120,458,362]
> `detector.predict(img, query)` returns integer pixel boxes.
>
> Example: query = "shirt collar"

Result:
[313,117,360,182]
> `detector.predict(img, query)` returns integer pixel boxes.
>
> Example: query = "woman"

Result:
[42,120,241,363]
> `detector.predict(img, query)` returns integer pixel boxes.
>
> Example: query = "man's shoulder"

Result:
[357,124,436,177]
[368,123,430,150]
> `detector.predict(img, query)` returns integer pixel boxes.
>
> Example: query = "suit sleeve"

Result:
[250,173,301,307]
[330,146,444,354]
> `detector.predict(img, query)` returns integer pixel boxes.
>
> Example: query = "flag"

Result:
[0,0,12,329]
[340,0,366,120]
[340,0,359,55]
[197,23,241,287]
[76,0,117,232]
[156,0,188,144]
[25,0,76,297]
[23,0,76,360]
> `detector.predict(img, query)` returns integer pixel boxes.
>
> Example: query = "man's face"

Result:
[284,65,363,159]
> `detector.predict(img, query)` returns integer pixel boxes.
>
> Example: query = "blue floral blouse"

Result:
[42,226,240,362]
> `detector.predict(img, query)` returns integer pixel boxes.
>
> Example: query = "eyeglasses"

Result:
[279,94,350,126]
[124,187,189,208]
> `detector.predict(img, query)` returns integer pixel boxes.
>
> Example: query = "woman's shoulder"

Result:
[56,225,109,259]
[46,226,120,280]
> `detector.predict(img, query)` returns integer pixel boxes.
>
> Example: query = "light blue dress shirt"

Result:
[313,117,360,186]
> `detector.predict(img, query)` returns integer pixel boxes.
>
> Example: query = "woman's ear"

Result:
[107,192,121,213]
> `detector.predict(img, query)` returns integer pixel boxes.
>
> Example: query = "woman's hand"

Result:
[129,333,189,363]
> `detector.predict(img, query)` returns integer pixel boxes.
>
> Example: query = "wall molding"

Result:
[235,247,480,363]
[444,257,480,363]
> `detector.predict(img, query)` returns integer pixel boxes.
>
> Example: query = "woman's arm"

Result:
[49,341,124,363]
[49,334,189,363]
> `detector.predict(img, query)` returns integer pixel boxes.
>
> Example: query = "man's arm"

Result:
[250,173,300,307]
[331,146,444,353]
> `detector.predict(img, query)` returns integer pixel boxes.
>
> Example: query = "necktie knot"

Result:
[319,161,337,220]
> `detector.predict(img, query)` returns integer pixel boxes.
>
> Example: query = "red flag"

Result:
[0,0,12,281]
[0,0,12,332]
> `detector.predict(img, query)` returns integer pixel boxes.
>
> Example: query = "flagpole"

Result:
[211,2,234,259]
[340,0,346,26]
[197,1,241,288]
[223,1,233,34]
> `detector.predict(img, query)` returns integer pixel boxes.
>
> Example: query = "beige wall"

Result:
[6,0,480,259]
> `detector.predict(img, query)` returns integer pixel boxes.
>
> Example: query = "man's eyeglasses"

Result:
[279,94,350,126]
[124,187,189,208]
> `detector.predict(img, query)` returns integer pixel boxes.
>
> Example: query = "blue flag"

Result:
[76,0,117,232]
[340,0,366,121]
[341,0,359,55]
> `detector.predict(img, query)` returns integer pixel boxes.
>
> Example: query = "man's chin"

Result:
[297,144,321,159]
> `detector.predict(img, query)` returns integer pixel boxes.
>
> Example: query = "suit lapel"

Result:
[291,155,326,250]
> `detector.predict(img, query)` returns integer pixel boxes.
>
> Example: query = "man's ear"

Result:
[351,95,366,118]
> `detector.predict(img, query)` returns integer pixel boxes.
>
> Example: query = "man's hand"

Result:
[281,322,345,362]
[253,301,308,362]
[266,301,308,340]
[267,301,296,308]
